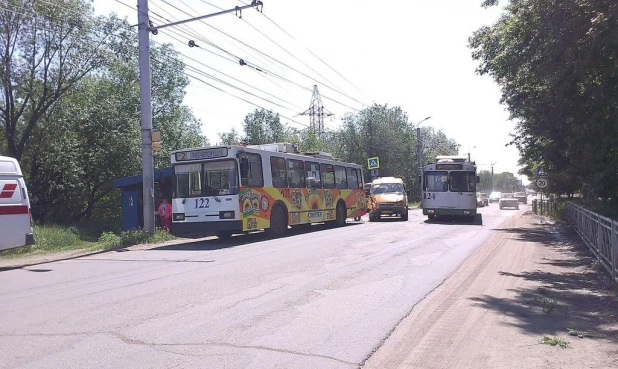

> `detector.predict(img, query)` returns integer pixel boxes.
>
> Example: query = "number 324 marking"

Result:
[424,193,436,200]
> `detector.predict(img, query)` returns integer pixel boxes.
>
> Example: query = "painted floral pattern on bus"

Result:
[239,186,367,231]
[304,189,323,210]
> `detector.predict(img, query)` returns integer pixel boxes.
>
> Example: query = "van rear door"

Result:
[0,177,34,251]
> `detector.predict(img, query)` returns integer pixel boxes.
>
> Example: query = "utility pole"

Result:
[417,126,423,199]
[299,85,333,139]
[414,117,431,201]
[138,0,154,235]
[137,0,263,235]
[491,164,495,192]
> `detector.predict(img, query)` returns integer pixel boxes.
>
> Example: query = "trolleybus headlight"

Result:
[463,210,470,215]
[173,213,185,221]
[219,211,235,219]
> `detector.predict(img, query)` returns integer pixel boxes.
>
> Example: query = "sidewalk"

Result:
[364,212,618,369]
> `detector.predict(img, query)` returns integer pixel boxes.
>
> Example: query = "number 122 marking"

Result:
[195,198,210,208]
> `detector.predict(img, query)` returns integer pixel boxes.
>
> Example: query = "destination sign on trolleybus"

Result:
[436,163,463,170]
[175,148,228,162]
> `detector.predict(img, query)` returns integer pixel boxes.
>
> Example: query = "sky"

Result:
[93,0,528,184]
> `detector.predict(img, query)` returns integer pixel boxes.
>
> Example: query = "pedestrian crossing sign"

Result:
[367,157,380,170]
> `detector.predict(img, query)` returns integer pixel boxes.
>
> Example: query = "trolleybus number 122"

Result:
[424,193,436,200]
[195,198,210,209]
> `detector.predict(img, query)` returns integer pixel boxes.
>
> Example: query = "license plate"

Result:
[382,210,392,214]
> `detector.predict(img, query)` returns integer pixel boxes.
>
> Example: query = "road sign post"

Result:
[535,177,548,190]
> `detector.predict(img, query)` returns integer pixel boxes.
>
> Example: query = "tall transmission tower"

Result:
[299,85,333,137]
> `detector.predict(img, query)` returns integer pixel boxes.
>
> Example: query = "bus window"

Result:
[241,153,263,187]
[450,171,476,192]
[346,168,359,189]
[424,171,449,192]
[287,159,306,188]
[305,161,321,188]
[270,157,288,188]
[204,160,239,196]
[321,163,335,189]
[174,163,202,197]
[334,165,347,189]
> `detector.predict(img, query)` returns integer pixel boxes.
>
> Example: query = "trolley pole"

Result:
[138,0,155,235]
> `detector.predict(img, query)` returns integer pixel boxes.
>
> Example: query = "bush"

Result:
[98,231,121,248]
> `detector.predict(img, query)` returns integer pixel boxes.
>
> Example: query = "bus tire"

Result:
[401,211,409,221]
[216,230,233,239]
[266,204,287,238]
[335,202,346,227]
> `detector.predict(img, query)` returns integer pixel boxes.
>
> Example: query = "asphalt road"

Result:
[0,203,525,369]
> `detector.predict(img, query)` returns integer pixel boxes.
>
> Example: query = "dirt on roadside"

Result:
[364,212,618,369]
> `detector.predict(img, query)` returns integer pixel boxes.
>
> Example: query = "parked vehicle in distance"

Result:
[514,192,527,204]
[368,177,409,221]
[0,155,35,251]
[479,192,489,206]
[489,191,502,203]
[499,193,520,210]
[476,193,485,207]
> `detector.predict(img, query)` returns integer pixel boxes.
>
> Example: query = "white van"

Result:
[0,156,35,251]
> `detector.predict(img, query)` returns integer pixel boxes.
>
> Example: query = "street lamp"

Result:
[414,116,431,201]
[490,162,497,192]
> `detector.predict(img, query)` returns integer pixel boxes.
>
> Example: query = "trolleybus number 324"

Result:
[423,193,436,200]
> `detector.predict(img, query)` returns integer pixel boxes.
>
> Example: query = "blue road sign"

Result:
[367,157,380,170]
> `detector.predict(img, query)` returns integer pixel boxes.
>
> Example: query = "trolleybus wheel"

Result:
[266,204,287,238]
[216,230,233,239]
[335,203,347,227]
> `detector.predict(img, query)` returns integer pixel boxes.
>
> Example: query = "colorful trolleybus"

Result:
[170,143,367,239]
[421,156,479,220]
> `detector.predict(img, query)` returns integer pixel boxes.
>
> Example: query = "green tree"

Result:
[0,0,118,161]
[241,108,287,145]
[469,0,618,202]
[218,127,242,145]
[18,17,205,222]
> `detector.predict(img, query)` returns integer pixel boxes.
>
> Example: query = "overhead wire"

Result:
[173,0,367,108]
[237,0,371,101]
[115,0,362,113]
[200,0,347,95]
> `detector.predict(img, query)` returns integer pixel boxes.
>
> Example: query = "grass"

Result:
[0,222,176,259]
[540,336,570,348]
[535,297,558,315]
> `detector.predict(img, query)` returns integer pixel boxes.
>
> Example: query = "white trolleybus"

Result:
[421,156,479,220]
[170,143,367,239]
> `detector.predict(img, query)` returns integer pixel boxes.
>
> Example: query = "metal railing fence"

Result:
[566,202,618,284]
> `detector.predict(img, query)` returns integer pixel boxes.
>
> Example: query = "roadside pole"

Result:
[417,126,423,201]
[136,0,264,235]
[138,0,155,235]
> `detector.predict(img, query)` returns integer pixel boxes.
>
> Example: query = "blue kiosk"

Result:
[113,167,173,231]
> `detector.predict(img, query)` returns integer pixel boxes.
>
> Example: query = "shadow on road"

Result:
[423,214,483,226]
[149,221,362,252]
[470,221,618,343]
